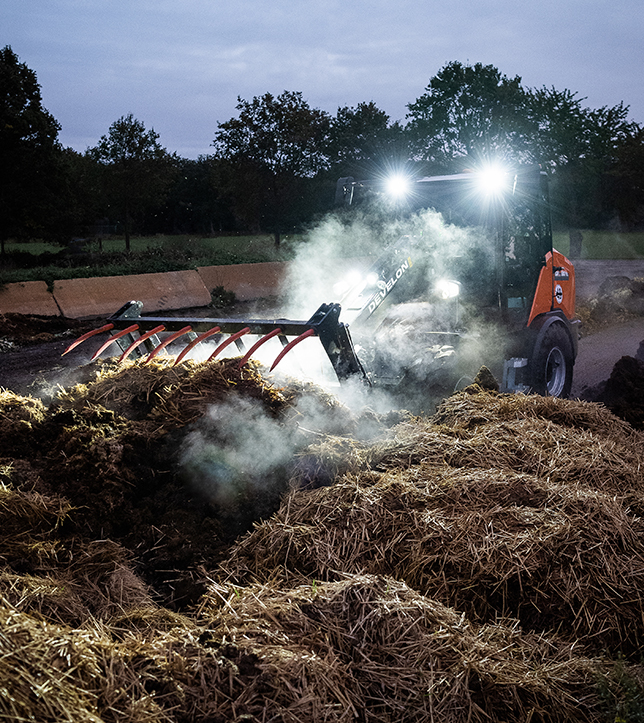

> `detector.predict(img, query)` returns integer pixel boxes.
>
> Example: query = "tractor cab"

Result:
[335,164,578,397]
[335,164,560,330]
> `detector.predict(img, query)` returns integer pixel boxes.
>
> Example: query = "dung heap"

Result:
[1,357,644,722]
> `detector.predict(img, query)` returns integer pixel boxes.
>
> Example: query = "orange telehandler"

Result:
[65,164,579,402]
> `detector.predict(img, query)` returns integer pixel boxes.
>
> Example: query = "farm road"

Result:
[574,259,644,299]
[571,317,644,398]
[569,259,644,398]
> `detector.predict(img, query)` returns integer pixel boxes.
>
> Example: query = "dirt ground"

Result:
[571,316,644,396]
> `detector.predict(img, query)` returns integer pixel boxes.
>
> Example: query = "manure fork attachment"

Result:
[63,300,367,381]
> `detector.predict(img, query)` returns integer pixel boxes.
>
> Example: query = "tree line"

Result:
[2,45,644,255]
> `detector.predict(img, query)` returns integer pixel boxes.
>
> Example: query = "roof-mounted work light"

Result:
[476,163,511,197]
[385,174,411,199]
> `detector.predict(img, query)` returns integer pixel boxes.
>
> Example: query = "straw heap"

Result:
[2,360,644,721]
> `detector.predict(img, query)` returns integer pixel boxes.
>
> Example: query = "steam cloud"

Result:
[278,203,499,410]
[178,390,360,512]
[178,203,504,519]
[179,396,298,509]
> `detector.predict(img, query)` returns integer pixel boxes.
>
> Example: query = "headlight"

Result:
[385,174,410,199]
[333,270,363,297]
[434,279,460,299]
[476,163,510,197]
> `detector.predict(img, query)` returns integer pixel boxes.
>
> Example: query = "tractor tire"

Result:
[529,323,574,398]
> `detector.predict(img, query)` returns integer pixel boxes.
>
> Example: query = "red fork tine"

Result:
[118,325,166,363]
[145,325,193,363]
[91,324,140,361]
[238,328,282,368]
[173,326,221,366]
[270,328,316,371]
[207,327,251,361]
[62,323,114,356]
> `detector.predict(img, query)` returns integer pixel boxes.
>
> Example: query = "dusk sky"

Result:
[5,0,643,159]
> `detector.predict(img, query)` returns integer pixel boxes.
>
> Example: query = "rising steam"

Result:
[276,202,500,410]
[177,389,362,514]
[178,203,503,524]
[178,396,298,510]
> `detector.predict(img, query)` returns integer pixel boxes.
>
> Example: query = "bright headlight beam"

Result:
[366,272,380,286]
[333,270,363,297]
[385,175,410,199]
[476,164,509,197]
[434,279,460,299]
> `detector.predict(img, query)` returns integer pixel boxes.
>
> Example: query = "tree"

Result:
[89,114,176,251]
[606,125,644,229]
[327,101,409,178]
[406,61,532,170]
[0,45,63,254]
[526,87,637,228]
[406,61,639,230]
[152,156,236,235]
[212,91,331,246]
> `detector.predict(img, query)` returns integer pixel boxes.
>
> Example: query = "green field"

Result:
[552,230,644,259]
[0,235,303,286]
[8,230,644,261]
[2,230,643,288]
[3,234,302,263]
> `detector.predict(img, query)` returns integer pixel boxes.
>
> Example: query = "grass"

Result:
[2,230,643,288]
[0,234,303,286]
[552,230,644,259]
[3,234,302,261]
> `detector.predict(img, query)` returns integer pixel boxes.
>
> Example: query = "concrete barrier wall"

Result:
[0,264,290,319]
[197,261,291,301]
[6,257,642,320]
[52,270,212,319]
[0,281,61,316]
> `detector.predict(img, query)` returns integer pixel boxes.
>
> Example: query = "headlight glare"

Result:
[434,279,460,299]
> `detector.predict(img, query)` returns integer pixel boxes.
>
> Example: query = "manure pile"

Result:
[2,357,644,722]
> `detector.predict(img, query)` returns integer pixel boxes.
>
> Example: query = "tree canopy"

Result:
[0,45,63,252]
[88,114,177,251]
[327,101,408,177]
[212,91,332,245]
[406,61,531,169]
[2,51,644,249]
[405,61,642,228]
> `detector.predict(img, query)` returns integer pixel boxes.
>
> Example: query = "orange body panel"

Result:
[528,249,576,325]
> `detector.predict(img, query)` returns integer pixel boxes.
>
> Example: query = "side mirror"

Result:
[334,177,355,206]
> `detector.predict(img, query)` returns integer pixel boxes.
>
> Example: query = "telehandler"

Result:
[65,164,579,402]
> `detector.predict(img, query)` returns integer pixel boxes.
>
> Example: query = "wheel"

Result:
[529,324,573,398]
